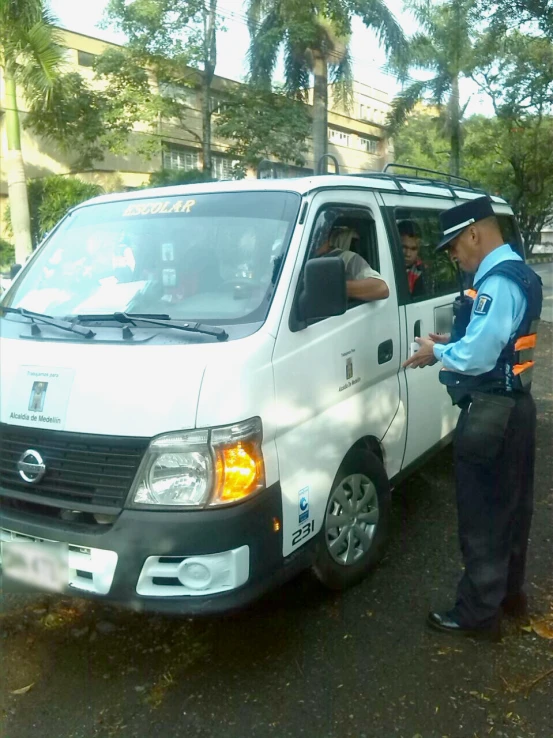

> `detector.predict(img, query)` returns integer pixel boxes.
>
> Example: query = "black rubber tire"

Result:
[312,448,391,591]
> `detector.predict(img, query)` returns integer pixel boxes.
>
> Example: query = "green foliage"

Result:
[392,110,451,172]
[216,87,311,175]
[102,0,220,173]
[102,0,205,69]
[247,1,406,171]
[478,0,552,42]
[0,238,15,268]
[24,72,108,168]
[6,176,104,246]
[25,48,171,167]
[23,1,219,170]
[472,31,553,119]
[0,0,64,102]
[148,168,216,187]
[388,0,483,176]
[247,0,407,94]
[471,30,553,251]
[393,109,553,253]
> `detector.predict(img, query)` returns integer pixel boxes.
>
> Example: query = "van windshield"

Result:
[5,191,300,325]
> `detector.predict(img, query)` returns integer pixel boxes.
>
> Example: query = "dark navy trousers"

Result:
[451,392,536,628]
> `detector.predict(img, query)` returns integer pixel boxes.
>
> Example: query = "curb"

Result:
[527,256,553,264]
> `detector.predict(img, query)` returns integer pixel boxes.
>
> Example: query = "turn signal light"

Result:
[213,441,265,504]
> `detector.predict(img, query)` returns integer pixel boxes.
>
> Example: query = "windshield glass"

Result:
[4,191,300,325]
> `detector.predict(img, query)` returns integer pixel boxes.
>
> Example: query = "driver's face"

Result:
[315,239,331,256]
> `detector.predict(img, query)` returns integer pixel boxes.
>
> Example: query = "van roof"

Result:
[79,173,509,210]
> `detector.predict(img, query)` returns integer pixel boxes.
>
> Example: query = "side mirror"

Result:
[296,257,347,325]
[10,264,22,279]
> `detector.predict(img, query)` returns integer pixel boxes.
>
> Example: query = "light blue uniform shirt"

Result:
[433,245,527,375]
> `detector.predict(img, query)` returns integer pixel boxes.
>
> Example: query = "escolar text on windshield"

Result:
[122,199,196,217]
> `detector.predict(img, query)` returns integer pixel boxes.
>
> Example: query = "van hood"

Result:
[0,337,217,437]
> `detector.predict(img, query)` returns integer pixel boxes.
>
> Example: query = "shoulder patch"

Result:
[474,293,493,315]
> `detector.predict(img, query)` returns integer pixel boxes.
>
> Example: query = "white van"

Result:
[0,167,523,613]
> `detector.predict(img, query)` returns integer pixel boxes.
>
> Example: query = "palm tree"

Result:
[0,0,63,263]
[246,1,407,173]
[387,0,479,177]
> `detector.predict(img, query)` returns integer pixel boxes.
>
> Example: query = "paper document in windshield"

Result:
[72,280,148,315]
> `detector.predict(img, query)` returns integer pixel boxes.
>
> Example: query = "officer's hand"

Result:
[429,332,450,344]
[403,337,438,369]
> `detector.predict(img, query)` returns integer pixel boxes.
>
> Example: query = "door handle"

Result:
[414,319,421,338]
[378,339,394,364]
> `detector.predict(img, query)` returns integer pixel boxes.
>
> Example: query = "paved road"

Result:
[533,262,553,323]
[1,330,552,738]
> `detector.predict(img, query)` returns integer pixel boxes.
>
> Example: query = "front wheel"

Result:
[313,449,391,591]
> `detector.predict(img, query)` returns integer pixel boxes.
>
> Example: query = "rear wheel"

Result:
[313,449,391,590]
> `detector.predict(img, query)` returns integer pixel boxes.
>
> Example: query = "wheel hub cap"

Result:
[325,473,379,566]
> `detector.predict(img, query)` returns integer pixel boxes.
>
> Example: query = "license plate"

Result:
[1,539,68,593]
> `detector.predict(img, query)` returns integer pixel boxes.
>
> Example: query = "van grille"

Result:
[0,424,149,512]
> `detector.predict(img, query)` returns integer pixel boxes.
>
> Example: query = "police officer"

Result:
[403,196,543,641]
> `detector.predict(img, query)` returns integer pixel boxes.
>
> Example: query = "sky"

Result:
[49,0,492,115]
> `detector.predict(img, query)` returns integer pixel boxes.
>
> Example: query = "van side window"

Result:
[393,208,457,301]
[307,207,381,311]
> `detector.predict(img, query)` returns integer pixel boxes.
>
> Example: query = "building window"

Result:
[77,50,96,68]
[212,155,234,180]
[359,103,371,121]
[328,128,351,147]
[358,137,379,154]
[163,143,200,171]
[211,97,229,116]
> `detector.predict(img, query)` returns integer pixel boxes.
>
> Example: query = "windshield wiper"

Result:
[76,312,229,341]
[2,306,96,338]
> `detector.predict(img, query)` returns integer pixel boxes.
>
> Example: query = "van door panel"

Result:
[379,194,459,470]
[273,190,403,556]
[272,190,403,558]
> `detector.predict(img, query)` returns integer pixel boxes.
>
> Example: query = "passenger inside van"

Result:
[316,226,389,302]
[398,220,427,298]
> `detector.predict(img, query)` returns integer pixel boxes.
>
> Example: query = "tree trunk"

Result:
[201,0,217,177]
[449,73,461,178]
[312,52,328,174]
[4,71,33,264]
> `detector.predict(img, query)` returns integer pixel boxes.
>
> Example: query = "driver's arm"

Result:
[344,253,389,302]
[347,277,389,301]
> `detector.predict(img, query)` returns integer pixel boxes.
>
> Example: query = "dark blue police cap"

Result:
[436,196,495,251]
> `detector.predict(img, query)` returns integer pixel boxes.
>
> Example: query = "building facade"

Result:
[0,28,394,239]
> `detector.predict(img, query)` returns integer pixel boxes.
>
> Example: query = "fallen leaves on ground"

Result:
[520,614,553,639]
[10,683,34,695]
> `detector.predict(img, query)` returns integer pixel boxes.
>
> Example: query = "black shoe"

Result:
[501,593,529,619]
[427,611,501,642]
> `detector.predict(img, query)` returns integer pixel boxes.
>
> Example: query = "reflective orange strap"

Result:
[466,289,477,299]
[513,361,535,376]
[514,334,537,351]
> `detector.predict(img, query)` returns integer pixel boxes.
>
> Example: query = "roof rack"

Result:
[317,154,340,175]
[383,162,471,188]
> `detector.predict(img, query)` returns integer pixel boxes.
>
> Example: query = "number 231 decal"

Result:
[292,520,315,546]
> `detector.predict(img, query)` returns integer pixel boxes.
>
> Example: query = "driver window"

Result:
[305,206,382,314]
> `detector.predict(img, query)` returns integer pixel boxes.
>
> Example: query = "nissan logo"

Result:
[17,449,46,484]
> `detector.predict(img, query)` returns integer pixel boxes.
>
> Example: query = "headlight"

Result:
[130,419,265,508]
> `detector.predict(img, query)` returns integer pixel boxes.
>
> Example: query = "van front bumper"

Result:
[0,482,312,615]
